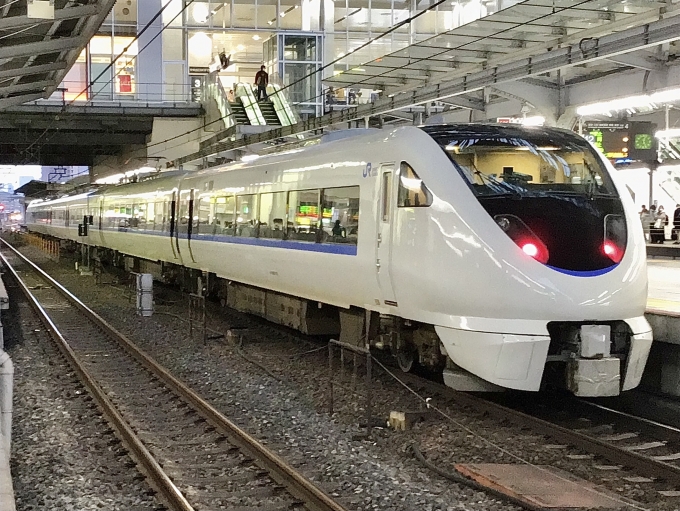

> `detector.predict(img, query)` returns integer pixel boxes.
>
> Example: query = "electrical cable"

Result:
[143,0,599,159]
[131,0,461,156]
[19,0,461,165]
[411,443,547,511]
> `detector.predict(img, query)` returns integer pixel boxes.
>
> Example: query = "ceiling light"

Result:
[237,44,246,51]
[192,3,209,23]
[577,87,680,116]
[252,34,261,41]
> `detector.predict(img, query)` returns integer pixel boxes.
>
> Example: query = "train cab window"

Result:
[398,162,432,208]
[258,192,287,239]
[287,190,320,242]
[214,196,235,235]
[321,187,359,244]
[235,195,258,237]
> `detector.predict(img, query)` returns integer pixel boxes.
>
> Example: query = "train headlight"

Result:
[495,214,549,264]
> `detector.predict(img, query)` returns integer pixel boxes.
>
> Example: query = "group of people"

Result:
[640,204,680,244]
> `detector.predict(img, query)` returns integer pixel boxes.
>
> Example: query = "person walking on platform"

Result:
[640,205,652,242]
[255,65,269,102]
[673,204,680,244]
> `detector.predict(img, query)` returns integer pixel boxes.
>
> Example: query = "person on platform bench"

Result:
[255,65,269,102]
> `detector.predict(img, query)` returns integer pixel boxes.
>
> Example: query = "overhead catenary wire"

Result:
[132,0,460,156]
[19,0,458,165]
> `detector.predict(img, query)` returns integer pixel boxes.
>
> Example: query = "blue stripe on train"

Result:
[547,264,618,277]
[97,225,358,256]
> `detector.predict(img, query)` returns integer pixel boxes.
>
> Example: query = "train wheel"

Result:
[396,348,416,373]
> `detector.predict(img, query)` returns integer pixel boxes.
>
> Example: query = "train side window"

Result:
[197,197,211,235]
[214,196,235,235]
[322,186,359,245]
[258,192,286,239]
[287,190,320,242]
[398,162,432,208]
[157,203,164,231]
[236,195,259,237]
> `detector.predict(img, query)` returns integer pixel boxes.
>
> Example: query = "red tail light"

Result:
[603,241,623,263]
[495,214,549,264]
[603,214,625,264]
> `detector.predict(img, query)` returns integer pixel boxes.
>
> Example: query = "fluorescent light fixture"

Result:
[241,154,260,163]
[521,116,545,126]
[656,128,680,139]
[577,87,680,116]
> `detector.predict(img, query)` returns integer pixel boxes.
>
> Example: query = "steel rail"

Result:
[394,371,680,486]
[0,246,195,511]
[0,238,348,511]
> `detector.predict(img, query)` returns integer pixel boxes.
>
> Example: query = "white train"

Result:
[26,124,652,397]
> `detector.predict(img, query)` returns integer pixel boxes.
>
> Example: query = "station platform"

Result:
[647,257,680,315]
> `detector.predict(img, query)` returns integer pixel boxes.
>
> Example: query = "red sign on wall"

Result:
[119,74,132,93]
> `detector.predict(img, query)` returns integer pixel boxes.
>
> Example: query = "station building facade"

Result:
[54,0,519,115]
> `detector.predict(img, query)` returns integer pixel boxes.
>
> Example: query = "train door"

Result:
[175,188,197,264]
[376,163,398,307]
[170,190,180,262]
[97,197,105,245]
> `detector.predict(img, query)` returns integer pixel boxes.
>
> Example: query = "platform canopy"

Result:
[0,0,115,110]
[324,0,673,93]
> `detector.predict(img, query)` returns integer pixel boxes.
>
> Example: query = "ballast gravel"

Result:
[10,244,522,511]
[4,277,161,511]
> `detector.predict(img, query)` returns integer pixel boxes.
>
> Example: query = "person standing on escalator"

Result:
[255,65,269,102]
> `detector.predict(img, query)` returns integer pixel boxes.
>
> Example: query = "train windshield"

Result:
[421,125,618,199]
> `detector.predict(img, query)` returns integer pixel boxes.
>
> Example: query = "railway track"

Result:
[392,369,680,492]
[0,238,348,511]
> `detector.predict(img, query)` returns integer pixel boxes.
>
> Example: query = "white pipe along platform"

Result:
[0,350,14,511]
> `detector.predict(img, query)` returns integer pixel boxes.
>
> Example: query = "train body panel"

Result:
[25,124,653,395]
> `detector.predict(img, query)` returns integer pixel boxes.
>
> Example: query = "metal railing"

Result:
[41,80,196,106]
[202,72,236,132]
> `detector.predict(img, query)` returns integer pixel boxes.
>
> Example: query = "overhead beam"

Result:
[44,0,117,99]
[0,62,66,80]
[0,36,87,60]
[437,95,486,111]
[0,4,99,31]
[0,80,52,96]
[604,53,667,71]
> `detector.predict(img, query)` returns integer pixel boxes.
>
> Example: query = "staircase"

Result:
[229,102,249,125]
[258,101,281,125]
